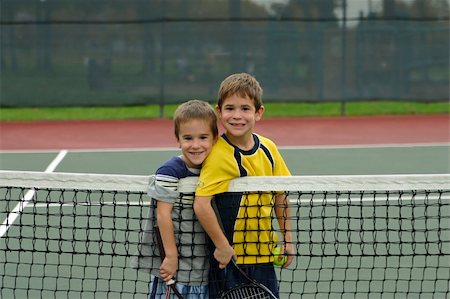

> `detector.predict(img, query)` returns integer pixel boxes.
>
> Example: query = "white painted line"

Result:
[44,150,68,173]
[0,150,68,238]
[0,147,177,153]
[278,142,450,150]
[0,142,448,153]
[28,201,150,208]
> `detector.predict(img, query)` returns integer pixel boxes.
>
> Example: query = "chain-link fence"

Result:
[1,0,448,109]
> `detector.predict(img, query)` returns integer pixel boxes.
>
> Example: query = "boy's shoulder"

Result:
[202,137,235,166]
[156,156,194,179]
[209,135,234,153]
[254,133,281,153]
[255,133,276,146]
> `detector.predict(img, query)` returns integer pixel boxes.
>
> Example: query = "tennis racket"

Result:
[154,225,183,299]
[220,259,277,299]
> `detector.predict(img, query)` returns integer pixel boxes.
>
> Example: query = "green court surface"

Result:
[1,145,449,298]
[1,144,449,175]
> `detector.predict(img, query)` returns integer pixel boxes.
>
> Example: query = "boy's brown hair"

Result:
[217,73,263,111]
[173,99,218,140]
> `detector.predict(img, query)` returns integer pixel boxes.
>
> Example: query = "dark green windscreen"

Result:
[1,0,448,107]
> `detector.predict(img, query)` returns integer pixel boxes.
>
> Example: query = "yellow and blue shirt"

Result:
[196,133,291,264]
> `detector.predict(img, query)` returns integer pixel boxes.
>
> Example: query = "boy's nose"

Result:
[232,110,242,118]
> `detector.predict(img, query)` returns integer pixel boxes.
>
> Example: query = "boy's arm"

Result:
[194,195,236,268]
[156,201,178,281]
[274,193,295,268]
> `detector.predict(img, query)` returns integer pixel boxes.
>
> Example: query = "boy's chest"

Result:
[238,151,274,176]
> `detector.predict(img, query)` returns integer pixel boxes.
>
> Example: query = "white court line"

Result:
[28,202,149,208]
[0,142,448,154]
[0,150,68,238]
[278,142,450,150]
[22,198,300,209]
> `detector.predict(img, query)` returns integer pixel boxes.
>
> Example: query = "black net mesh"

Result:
[1,172,449,298]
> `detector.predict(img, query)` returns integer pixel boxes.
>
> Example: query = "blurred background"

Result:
[1,0,448,117]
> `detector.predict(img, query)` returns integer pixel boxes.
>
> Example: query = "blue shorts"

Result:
[149,276,208,299]
[208,261,279,299]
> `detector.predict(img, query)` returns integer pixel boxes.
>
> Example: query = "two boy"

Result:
[134,73,294,298]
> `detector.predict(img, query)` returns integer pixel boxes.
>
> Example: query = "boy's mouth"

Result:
[189,151,204,156]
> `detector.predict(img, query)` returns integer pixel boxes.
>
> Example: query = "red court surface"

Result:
[0,114,449,151]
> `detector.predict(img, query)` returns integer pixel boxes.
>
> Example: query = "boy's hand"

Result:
[214,245,236,269]
[160,256,178,282]
[282,243,295,269]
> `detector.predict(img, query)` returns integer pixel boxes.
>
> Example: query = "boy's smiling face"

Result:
[216,93,264,150]
[177,118,217,169]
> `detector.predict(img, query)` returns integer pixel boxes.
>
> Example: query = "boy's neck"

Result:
[224,132,255,151]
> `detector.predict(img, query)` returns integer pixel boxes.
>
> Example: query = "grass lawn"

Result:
[0,101,448,121]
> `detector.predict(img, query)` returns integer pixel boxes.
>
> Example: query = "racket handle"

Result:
[166,278,176,286]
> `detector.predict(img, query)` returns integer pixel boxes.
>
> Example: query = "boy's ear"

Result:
[255,105,264,121]
[215,105,221,114]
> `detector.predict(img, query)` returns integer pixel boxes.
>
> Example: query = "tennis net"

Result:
[1,171,449,298]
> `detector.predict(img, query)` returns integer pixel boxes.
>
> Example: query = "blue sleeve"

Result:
[148,156,193,203]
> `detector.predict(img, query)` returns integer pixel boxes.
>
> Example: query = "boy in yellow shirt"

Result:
[194,73,294,298]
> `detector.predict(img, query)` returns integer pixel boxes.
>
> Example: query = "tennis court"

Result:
[1,0,449,295]
[1,116,449,298]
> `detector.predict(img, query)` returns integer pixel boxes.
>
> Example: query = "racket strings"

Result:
[222,284,272,299]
